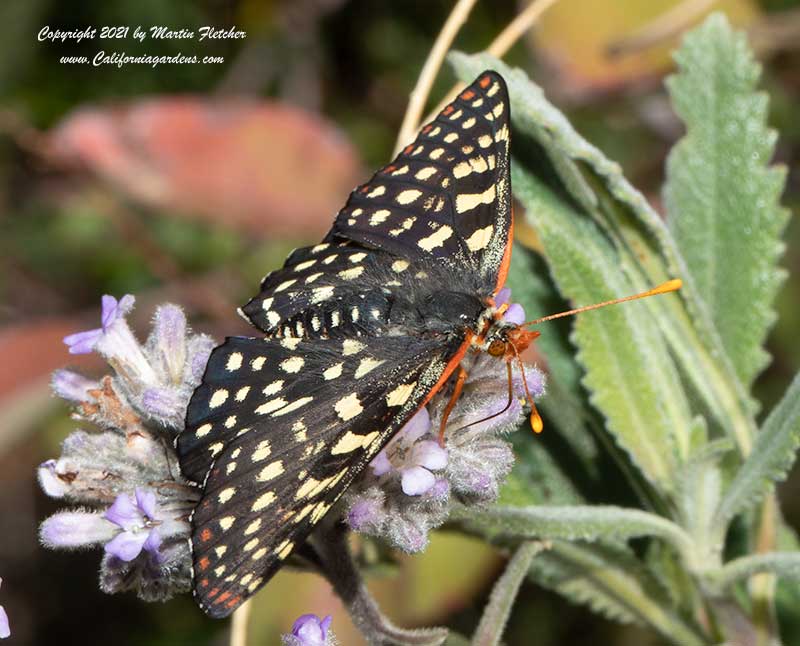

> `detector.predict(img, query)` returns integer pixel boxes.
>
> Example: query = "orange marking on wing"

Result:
[422,124,433,134]
[208,587,220,598]
[199,578,210,588]
[460,89,476,100]
[225,595,242,609]
[404,144,415,155]
[480,76,491,88]
[443,105,455,115]
[198,556,210,571]
[359,185,370,193]
[200,528,213,542]
[384,164,397,173]
[216,591,232,604]
[494,208,514,293]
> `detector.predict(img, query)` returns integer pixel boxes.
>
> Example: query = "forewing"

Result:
[177,333,459,617]
[327,71,512,290]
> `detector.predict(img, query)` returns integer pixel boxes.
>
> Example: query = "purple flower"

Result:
[283,614,333,646]
[0,579,9,639]
[495,286,526,324]
[369,408,448,496]
[40,511,117,548]
[64,295,135,355]
[104,489,162,562]
[51,370,99,403]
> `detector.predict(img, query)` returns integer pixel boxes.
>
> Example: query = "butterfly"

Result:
[176,70,540,617]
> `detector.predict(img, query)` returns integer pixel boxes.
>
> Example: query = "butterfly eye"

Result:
[487,339,506,357]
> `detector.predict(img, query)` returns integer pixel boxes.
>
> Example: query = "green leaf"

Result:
[471,542,546,646]
[528,541,707,645]
[454,505,694,563]
[512,168,686,490]
[714,373,800,531]
[710,553,800,590]
[664,13,789,391]
[450,50,758,456]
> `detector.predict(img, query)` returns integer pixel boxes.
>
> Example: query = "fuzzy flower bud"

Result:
[282,614,334,646]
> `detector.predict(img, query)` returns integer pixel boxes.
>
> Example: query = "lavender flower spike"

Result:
[0,579,9,639]
[282,614,334,646]
[63,295,135,354]
[103,489,163,562]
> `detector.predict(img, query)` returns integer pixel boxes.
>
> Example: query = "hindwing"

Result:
[179,333,461,617]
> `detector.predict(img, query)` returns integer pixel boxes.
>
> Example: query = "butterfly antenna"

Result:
[510,340,543,434]
[523,279,682,327]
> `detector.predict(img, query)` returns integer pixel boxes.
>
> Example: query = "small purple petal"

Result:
[51,370,99,403]
[426,477,450,500]
[0,604,9,639]
[400,407,431,443]
[143,528,164,563]
[63,328,103,355]
[411,441,448,471]
[104,493,143,530]
[104,530,149,561]
[141,387,183,419]
[369,450,392,476]
[347,498,383,532]
[40,511,117,547]
[401,466,436,496]
[101,294,135,330]
[135,488,158,520]
[291,613,331,646]
[495,287,511,306]
[503,303,526,325]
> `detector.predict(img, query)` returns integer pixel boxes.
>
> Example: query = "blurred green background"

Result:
[0,1,797,644]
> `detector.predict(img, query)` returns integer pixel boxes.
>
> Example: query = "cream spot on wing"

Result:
[429,147,444,160]
[418,225,453,251]
[247,577,263,592]
[312,243,329,253]
[275,539,294,559]
[305,272,323,284]
[324,362,344,380]
[355,357,385,378]
[252,440,271,462]
[396,189,422,205]
[391,259,409,273]
[266,311,280,327]
[240,573,254,586]
[334,392,363,421]
[448,109,463,121]
[342,339,365,356]
[251,356,266,370]
[331,311,341,327]
[215,546,227,557]
[257,460,284,482]
[281,337,301,350]
[214,566,226,577]
[252,547,268,560]
[225,352,243,371]
[386,382,416,406]
[415,167,437,181]
[226,461,237,475]
[456,184,496,213]
[235,386,251,401]
[391,165,409,176]
[208,389,229,409]
[271,396,313,417]
[244,538,259,551]
[487,82,500,97]
[350,252,367,263]
[296,503,315,521]
[209,442,224,457]
[465,224,494,251]
[293,419,307,441]
[493,102,505,118]
[311,286,335,303]
[338,266,364,280]
[471,98,484,108]
[462,117,476,129]
[262,380,284,396]
[331,429,380,455]
[367,186,386,198]
[296,478,320,499]
[370,209,391,226]
[478,134,493,148]
[311,316,321,331]
[444,132,458,143]
[195,423,212,438]
[310,502,331,523]
[261,297,273,311]
[280,356,304,373]
[275,279,296,292]
[224,415,237,429]
[255,396,287,415]
[219,516,235,530]
[251,491,276,512]
[244,519,262,536]
[218,487,235,504]
[295,259,316,271]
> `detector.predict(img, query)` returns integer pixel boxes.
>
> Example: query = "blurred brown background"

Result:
[0,1,797,644]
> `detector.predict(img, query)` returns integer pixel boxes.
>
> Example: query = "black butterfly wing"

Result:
[178,333,462,617]
[327,71,512,292]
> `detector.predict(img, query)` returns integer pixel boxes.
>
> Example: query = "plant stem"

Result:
[393,0,478,156]
[230,598,252,646]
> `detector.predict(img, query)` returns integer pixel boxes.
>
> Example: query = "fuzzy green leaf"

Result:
[664,13,789,390]
[454,505,694,561]
[528,541,706,645]
[711,552,800,590]
[512,168,686,490]
[714,372,800,530]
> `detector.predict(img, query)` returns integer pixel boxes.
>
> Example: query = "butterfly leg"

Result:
[438,364,468,446]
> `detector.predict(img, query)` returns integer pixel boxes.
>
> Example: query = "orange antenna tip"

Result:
[646,278,682,296]
[530,411,543,434]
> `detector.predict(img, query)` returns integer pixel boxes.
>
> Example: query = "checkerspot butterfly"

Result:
[176,70,679,617]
